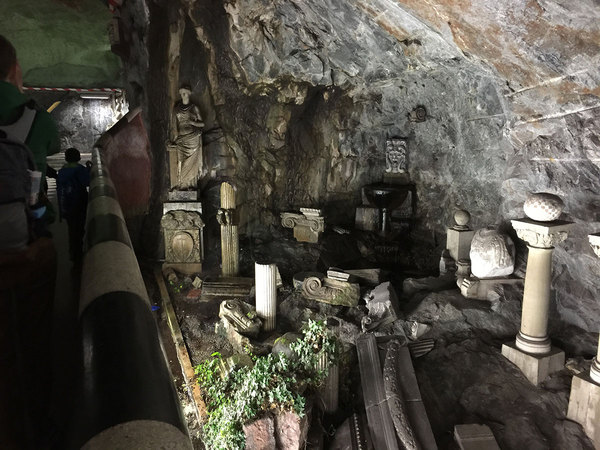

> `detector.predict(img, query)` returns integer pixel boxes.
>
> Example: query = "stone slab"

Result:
[162,262,202,276]
[345,268,384,286]
[163,201,202,215]
[201,278,254,298]
[454,424,500,450]
[168,190,198,201]
[356,334,399,450]
[395,346,437,450]
[501,342,564,385]
[567,373,600,448]
[447,228,475,262]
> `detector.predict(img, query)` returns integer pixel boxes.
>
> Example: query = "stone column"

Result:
[255,262,277,332]
[218,182,239,276]
[316,352,339,413]
[501,192,573,384]
[510,220,572,354]
[588,233,600,383]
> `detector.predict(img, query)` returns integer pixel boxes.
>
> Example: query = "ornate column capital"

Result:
[511,218,573,249]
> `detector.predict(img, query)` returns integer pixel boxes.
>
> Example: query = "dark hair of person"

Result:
[0,35,17,80]
[65,147,81,163]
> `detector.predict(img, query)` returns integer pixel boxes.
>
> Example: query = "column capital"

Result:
[511,218,573,249]
[589,233,600,258]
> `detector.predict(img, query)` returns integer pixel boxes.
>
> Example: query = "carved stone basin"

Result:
[363,183,411,234]
[364,183,410,211]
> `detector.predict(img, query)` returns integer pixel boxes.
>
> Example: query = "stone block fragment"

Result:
[362,281,400,332]
[454,424,500,450]
[244,415,276,450]
[274,409,310,450]
[218,299,262,338]
[185,288,202,300]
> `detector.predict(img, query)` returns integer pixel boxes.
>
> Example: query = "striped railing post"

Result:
[69,148,191,448]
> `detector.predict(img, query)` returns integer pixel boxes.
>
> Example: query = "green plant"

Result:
[194,320,338,449]
[169,279,185,293]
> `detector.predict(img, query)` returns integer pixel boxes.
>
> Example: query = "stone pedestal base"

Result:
[162,262,202,276]
[567,373,600,448]
[447,228,475,262]
[501,342,564,385]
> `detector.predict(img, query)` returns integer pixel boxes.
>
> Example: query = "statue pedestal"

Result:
[161,199,204,275]
[567,372,600,447]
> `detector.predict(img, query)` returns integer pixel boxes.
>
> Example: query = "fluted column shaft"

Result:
[255,262,277,331]
[317,352,338,413]
[219,182,238,276]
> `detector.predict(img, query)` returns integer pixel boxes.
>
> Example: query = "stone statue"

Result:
[385,138,407,174]
[470,227,515,278]
[169,85,204,190]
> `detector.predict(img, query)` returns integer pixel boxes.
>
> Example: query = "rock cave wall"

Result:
[120,0,600,334]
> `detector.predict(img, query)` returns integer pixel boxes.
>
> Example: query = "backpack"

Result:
[0,105,40,250]
[0,105,37,205]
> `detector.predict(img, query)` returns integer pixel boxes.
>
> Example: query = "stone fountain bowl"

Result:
[364,183,410,210]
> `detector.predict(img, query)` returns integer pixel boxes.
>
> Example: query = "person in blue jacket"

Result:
[57,147,90,262]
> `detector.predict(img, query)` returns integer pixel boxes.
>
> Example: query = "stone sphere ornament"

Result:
[523,193,564,222]
[470,227,515,278]
[453,209,471,230]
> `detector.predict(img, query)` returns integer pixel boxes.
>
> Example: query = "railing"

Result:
[68,148,192,448]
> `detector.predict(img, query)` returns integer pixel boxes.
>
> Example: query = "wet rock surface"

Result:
[120,0,600,337]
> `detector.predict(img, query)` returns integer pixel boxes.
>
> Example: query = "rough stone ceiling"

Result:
[371,0,600,120]
[0,0,122,87]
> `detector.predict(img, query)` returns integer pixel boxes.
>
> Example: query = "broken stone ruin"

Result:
[154,182,600,450]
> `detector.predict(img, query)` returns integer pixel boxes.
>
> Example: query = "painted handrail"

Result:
[69,148,192,449]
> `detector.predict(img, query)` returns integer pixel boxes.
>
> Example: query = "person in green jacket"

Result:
[0,34,60,227]
[0,34,59,448]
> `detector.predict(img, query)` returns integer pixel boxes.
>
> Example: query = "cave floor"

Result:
[146,228,597,450]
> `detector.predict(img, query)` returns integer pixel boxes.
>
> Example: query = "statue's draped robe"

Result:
[174,102,203,189]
